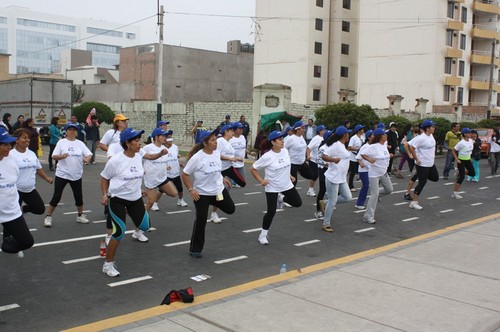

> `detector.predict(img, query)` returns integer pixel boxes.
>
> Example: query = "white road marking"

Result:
[479,187,489,190]
[242,228,261,233]
[254,183,261,187]
[0,304,20,312]
[470,203,483,206]
[304,218,318,222]
[44,203,64,207]
[354,227,375,233]
[29,228,37,232]
[427,196,440,200]
[234,202,249,206]
[402,217,419,222]
[294,239,321,247]
[108,276,153,288]
[440,209,454,213]
[393,202,407,206]
[295,187,302,189]
[444,182,454,186]
[244,192,261,195]
[354,209,366,213]
[164,240,190,247]
[391,190,407,194]
[497,198,500,200]
[63,210,91,215]
[262,209,284,213]
[62,255,103,264]
[92,219,107,224]
[214,255,248,264]
[167,210,191,214]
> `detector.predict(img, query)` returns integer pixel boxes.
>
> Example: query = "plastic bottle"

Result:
[99,240,107,257]
[279,263,287,274]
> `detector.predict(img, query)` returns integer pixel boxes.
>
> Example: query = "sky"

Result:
[1,0,256,52]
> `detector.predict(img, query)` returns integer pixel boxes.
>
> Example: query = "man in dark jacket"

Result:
[84,115,100,164]
[386,122,399,174]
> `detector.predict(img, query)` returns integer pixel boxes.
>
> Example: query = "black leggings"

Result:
[190,188,235,253]
[291,162,313,186]
[309,161,319,181]
[18,189,46,215]
[348,161,359,189]
[457,159,475,185]
[263,187,302,230]
[49,176,83,207]
[414,165,439,196]
[2,215,34,254]
[222,167,246,187]
[316,167,327,211]
[108,197,149,241]
[168,176,184,193]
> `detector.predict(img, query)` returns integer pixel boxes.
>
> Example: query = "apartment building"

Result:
[0,6,140,74]
[254,0,500,114]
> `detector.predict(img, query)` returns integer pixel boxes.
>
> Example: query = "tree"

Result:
[476,119,500,129]
[71,84,85,103]
[72,102,115,124]
[314,103,380,130]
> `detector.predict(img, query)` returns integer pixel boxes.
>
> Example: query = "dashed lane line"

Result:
[393,202,407,206]
[262,209,284,213]
[444,182,454,186]
[242,228,261,233]
[354,209,366,213]
[304,218,318,222]
[402,217,419,222]
[214,256,248,264]
[294,239,321,247]
[164,240,190,247]
[244,192,261,195]
[167,210,191,215]
[391,190,407,194]
[479,187,489,190]
[427,196,440,200]
[440,209,454,213]
[354,227,375,233]
[0,304,20,312]
[108,276,153,288]
[62,255,103,265]
[44,203,64,207]
[93,220,106,224]
[234,202,249,206]
[63,210,91,215]
[470,203,483,206]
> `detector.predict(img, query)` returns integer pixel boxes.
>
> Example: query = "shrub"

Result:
[380,115,413,137]
[314,103,380,130]
[72,102,115,124]
[476,119,500,129]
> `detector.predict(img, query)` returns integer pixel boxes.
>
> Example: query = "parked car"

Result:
[473,128,493,157]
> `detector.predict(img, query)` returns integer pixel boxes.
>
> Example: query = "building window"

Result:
[446,30,453,47]
[313,89,321,101]
[82,80,86,85]
[447,1,455,19]
[314,42,322,54]
[316,0,323,7]
[126,33,136,40]
[444,85,451,102]
[343,0,351,10]
[457,87,464,104]
[497,93,500,107]
[459,34,466,50]
[314,65,321,78]
[445,58,452,74]
[342,21,351,32]
[341,43,350,55]
[341,66,349,78]
[100,80,106,84]
[315,18,323,31]
[87,27,123,38]
[458,60,465,76]
[461,7,467,23]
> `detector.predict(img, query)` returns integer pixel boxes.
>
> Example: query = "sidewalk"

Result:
[69,213,500,332]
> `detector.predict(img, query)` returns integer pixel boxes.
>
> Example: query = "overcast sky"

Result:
[2,0,256,52]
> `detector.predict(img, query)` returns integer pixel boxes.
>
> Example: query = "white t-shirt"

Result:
[165,144,181,178]
[0,156,22,223]
[454,139,473,160]
[142,143,168,188]
[409,133,436,167]
[307,135,323,164]
[361,143,390,178]
[53,138,92,181]
[183,150,224,196]
[217,137,235,171]
[107,144,146,159]
[356,144,370,173]
[100,129,122,157]
[324,141,351,183]
[229,135,246,168]
[252,148,294,193]
[10,149,41,192]
[101,152,144,201]
[490,137,500,153]
[285,134,307,165]
[348,135,363,162]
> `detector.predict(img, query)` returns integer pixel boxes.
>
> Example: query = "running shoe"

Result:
[151,202,160,211]
[76,214,89,224]
[132,230,149,242]
[44,215,52,227]
[102,261,120,277]
[177,199,188,207]
[409,201,423,210]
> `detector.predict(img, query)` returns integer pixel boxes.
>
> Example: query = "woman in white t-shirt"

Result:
[407,119,439,210]
[251,130,302,245]
[229,122,247,184]
[0,127,34,256]
[44,123,92,227]
[314,129,331,219]
[98,113,128,157]
[100,128,150,277]
[354,130,374,210]
[306,125,327,197]
[164,130,188,207]
[489,129,500,175]
[284,121,312,187]
[321,126,353,233]
[347,124,365,192]
[451,128,475,199]
[182,130,235,258]
[361,128,393,224]
[11,129,53,215]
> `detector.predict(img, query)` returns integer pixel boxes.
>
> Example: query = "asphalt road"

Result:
[1,148,499,331]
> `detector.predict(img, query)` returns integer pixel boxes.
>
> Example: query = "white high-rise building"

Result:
[254,0,500,114]
[0,6,141,74]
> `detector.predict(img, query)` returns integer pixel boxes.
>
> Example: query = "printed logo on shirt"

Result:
[68,147,74,152]
[130,166,139,173]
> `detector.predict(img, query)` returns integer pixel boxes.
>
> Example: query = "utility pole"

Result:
[486,38,496,120]
[156,2,164,123]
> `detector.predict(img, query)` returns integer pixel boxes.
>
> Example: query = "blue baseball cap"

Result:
[365,129,374,138]
[157,120,169,127]
[232,122,244,128]
[151,128,167,137]
[374,128,387,136]
[353,124,365,133]
[421,119,436,128]
[198,129,218,142]
[461,127,471,134]
[64,123,79,131]
[323,130,332,140]
[120,128,145,143]
[0,127,16,143]
[316,125,326,132]
[164,129,173,136]
[335,126,352,136]
[285,126,293,132]
[221,123,238,134]
[377,122,385,129]
[293,121,305,129]
[268,130,287,141]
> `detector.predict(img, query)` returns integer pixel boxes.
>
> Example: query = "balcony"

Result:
[470,50,500,66]
[473,0,500,15]
[446,48,463,58]
[469,76,500,91]
[472,24,500,41]
[445,76,462,86]
[447,20,464,31]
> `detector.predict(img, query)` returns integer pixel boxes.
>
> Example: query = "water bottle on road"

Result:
[280,263,287,274]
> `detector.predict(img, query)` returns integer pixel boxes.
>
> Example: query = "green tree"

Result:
[476,119,500,129]
[459,121,478,130]
[71,84,85,103]
[314,103,380,130]
[72,102,115,124]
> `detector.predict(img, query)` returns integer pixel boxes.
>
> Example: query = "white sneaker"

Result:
[76,214,89,224]
[210,212,222,224]
[452,192,463,199]
[354,205,365,210]
[44,215,52,227]
[277,193,284,209]
[177,198,188,207]
[151,202,159,211]
[258,234,269,245]
[105,234,112,246]
[409,201,423,210]
[306,188,316,197]
[132,230,149,242]
[102,261,120,277]
[17,251,24,259]
[314,211,324,219]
